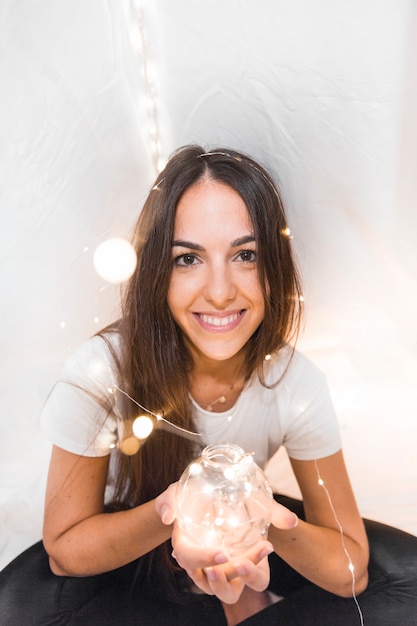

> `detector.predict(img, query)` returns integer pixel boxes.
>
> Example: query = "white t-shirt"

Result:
[40,333,341,473]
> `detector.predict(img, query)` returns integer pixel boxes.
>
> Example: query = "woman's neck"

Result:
[188,352,247,412]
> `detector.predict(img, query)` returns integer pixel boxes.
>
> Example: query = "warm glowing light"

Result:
[93,238,137,284]
[224,467,237,480]
[119,436,140,456]
[132,415,154,439]
[176,443,273,557]
[157,156,167,172]
[189,462,203,476]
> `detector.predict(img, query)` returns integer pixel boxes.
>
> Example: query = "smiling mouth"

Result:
[196,311,244,328]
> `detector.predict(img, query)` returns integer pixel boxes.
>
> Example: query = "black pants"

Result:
[1,496,417,625]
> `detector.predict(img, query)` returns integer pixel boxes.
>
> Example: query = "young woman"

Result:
[1,146,416,625]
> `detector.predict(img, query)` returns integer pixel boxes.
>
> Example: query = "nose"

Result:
[203,263,237,307]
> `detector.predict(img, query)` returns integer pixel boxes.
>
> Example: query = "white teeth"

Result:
[200,312,240,327]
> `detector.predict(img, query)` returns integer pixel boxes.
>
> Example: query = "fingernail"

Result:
[261,543,274,559]
[214,552,228,564]
[205,568,217,581]
[160,504,169,523]
[291,513,299,528]
[235,564,248,576]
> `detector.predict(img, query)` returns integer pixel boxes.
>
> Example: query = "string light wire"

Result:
[110,383,202,442]
[313,459,365,625]
[130,0,165,175]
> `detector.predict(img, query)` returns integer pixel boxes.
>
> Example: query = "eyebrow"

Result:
[172,235,256,250]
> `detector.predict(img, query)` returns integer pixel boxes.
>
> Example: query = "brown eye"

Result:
[237,250,256,263]
[175,253,199,266]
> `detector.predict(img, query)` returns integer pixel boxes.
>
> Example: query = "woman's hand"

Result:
[154,482,178,525]
[175,536,273,604]
[155,484,298,603]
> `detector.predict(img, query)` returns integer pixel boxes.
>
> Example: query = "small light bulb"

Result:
[119,436,140,456]
[157,156,167,172]
[189,462,203,476]
[132,415,154,439]
[224,467,237,480]
[93,238,137,284]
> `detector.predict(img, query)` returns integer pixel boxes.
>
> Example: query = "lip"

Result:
[193,310,245,332]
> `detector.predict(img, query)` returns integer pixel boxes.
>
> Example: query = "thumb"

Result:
[270,500,298,530]
[155,483,178,525]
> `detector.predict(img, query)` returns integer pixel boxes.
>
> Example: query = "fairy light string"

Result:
[130,0,165,175]
[313,460,365,625]
[295,394,365,625]
[108,383,202,444]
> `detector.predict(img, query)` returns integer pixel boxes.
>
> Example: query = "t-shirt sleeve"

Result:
[40,335,119,457]
[280,352,342,461]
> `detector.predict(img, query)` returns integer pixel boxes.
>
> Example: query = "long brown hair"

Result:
[107,145,303,595]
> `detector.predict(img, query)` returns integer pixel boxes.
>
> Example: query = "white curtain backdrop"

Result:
[1,0,416,569]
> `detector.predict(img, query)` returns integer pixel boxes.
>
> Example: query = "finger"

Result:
[171,525,229,570]
[233,540,274,569]
[185,566,244,603]
[204,567,245,604]
[187,556,270,603]
[177,540,273,581]
[186,566,245,604]
[232,556,270,592]
[270,500,298,530]
[217,543,272,583]
[185,568,216,596]
[154,483,178,525]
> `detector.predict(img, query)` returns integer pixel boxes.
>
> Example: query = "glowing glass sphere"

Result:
[176,443,273,557]
[93,238,137,284]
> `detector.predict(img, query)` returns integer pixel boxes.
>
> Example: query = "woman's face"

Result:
[167,177,265,364]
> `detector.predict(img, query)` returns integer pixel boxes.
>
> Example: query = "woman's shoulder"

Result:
[263,344,326,388]
[40,330,122,456]
[60,330,121,388]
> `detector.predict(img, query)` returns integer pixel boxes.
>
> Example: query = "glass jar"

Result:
[176,443,273,558]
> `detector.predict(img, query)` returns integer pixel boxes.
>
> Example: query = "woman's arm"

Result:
[43,445,172,576]
[268,450,369,597]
